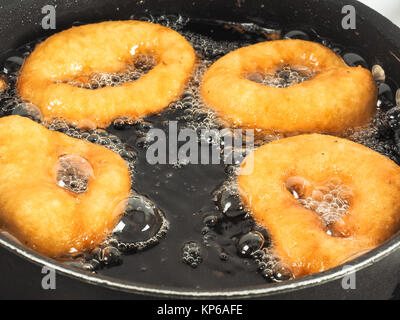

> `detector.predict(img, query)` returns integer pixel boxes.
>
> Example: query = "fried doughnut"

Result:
[201,40,377,133]
[238,134,400,277]
[17,21,196,128]
[0,116,131,256]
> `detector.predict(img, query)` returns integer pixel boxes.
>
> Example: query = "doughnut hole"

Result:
[285,177,353,238]
[245,65,315,88]
[67,54,157,89]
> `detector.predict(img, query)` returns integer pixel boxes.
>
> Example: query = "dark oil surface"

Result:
[104,109,264,289]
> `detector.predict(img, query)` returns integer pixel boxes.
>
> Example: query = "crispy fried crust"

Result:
[238,134,400,277]
[0,116,131,256]
[18,21,196,128]
[201,40,377,133]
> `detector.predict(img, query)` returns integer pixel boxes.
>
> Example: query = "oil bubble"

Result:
[271,264,293,282]
[237,231,264,257]
[250,248,294,281]
[219,251,229,261]
[3,56,24,74]
[87,246,122,269]
[297,181,352,231]
[136,120,154,132]
[203,215,218,227]
[372,65,385,82]
[134,136,148,149]
[112,195,169,253]
[216,189,245,218]
[54,155,94,194]
[201,226,211,235]
[98,246,122,266]
[386,107,400,131]
[113,196,161,243]
[85,259,101,271]
[112,117,136,130]
[87,134,99,143]
[47,119,136,180]
[48,119,69,133]
[182,241,203,268]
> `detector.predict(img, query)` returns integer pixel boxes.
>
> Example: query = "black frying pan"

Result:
[1,0,400,299]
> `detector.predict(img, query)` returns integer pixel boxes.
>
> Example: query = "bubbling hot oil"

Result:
[299,184,351,228]
[55,154,94,194]
[0,14,399,287]
[66,55,157,89]
[286,176,352,237]
[247,65,314,88]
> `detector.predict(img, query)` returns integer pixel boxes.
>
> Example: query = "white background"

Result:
[358,0,400,26]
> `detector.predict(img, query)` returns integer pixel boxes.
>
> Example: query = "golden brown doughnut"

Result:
[238,134,400,277]
[201,40,377,134]
[0,116,131,256]
[18,21,196,128]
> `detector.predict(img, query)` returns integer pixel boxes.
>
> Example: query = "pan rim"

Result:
[1,232,400,298]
